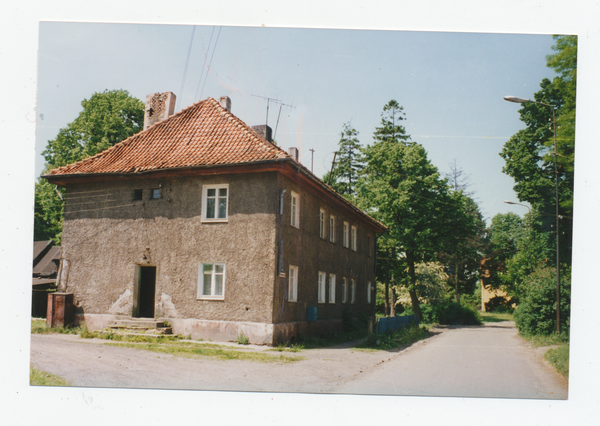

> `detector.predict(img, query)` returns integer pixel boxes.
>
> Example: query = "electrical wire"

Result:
[177,26,197,112]
[198,26,222,101]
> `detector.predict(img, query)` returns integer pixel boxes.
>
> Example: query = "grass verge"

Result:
[544,344,570,378]
[31,319,80,335]
[30,367,70,386]
[357,323,429,350]
[480,312,515,323]
[269,343,304,353]
[105,341,302,363]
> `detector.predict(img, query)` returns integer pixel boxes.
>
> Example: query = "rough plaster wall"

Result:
[61,172,278,323]
[108,289,133,315]
[157,293,180,318]
[273,174,377,325]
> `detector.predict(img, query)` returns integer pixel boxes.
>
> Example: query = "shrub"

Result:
[359,323,429,349]
[406,301,482,325]
[513,267,570,336]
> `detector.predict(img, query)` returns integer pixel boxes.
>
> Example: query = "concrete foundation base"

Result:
[76,313,344,346]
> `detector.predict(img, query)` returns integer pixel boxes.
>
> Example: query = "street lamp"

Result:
[503,95,561,334]
[503,200,531,229]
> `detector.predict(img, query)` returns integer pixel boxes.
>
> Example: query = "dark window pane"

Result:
[207,198,215,218]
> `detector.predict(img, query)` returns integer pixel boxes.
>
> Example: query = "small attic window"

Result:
[133,189,143,201]
[151,188,161,200]
[148,107,154,117]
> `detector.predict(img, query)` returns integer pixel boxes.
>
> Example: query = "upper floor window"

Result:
[319,209,325,239]
[289,265,298,302]
[329,216,336,243]
[198,262,225,300]
[351,226,357,251]
[202,184,229,222]
[343,221,350,248]
[133,189,143,201]
[291,191,299,228]
[151,188,161,199]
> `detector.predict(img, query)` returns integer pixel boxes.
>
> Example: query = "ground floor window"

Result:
[198,262,225,299]
[318,271,326,303]
[289,265,298,302]
[350,279,356,303]
[367,281,372,303]
[342,277,347,303]
[329,274,336,304]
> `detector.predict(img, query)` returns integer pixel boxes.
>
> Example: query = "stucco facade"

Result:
[47,95,385,344]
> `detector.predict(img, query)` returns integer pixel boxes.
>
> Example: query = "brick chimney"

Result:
[288,147,299,162]
[144,92,176,130]
[219,96,231,112]
[252,125,273,142]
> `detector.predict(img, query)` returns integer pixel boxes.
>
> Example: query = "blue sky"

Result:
[36,23,557,223]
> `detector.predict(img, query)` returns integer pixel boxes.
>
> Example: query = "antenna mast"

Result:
[251,94,295,140]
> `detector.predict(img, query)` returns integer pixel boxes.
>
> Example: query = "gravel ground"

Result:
[30,332,422,392]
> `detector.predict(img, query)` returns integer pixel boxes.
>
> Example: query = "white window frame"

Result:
[318,271,326,303]
[328,274,336,304]
[351,225,357,251]
[343,221,349,248]
[197,262,226,300]
[288,265,298,302]
[350,278,356,304]
[342,277,347,303]
[202,184,229,222]
[319,209,325,239]
[367,281,372,304]
[291,191,300,228]
[329,215,336,243]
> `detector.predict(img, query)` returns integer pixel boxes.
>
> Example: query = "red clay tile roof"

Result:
[46,97,289,176]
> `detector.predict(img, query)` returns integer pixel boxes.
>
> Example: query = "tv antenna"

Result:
[251,94,295,141]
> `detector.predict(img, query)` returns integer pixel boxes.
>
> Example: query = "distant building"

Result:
[32,240,61,317]
[43,93,386,344]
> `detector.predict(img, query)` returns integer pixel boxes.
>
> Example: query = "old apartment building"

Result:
[44,93,386,344]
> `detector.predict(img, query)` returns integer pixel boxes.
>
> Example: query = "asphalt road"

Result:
[30,321,567,399]
[333,321,568,399]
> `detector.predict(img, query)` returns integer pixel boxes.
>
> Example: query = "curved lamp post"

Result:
[503,95,561,334]
[503,200,531,229]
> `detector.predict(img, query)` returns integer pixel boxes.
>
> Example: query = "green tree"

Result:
[500,35,576,268]
[326,122,364,200]
[35,89,144,243]
[358,100,450,321]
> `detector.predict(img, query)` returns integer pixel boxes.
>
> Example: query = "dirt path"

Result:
[30,333,416,392]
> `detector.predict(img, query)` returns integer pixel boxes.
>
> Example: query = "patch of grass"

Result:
[480,312,514,323]
[30,367,70,387]
[520,332,569,348]
[80,328,186,344]
[544,344,570,378]
[358,323,429,350]
[106,341,302,363]
[31,319,80,335]
[237,332,249,345]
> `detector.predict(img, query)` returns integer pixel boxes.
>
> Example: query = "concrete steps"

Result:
[106,318,173,336]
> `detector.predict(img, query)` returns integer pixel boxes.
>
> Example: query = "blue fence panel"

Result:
[375,315,418,334]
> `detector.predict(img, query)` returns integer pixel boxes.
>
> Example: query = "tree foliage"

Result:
[35,90,144,243]
[500,35,576,267]
[326,122,364,200]
[358,100,453,321]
